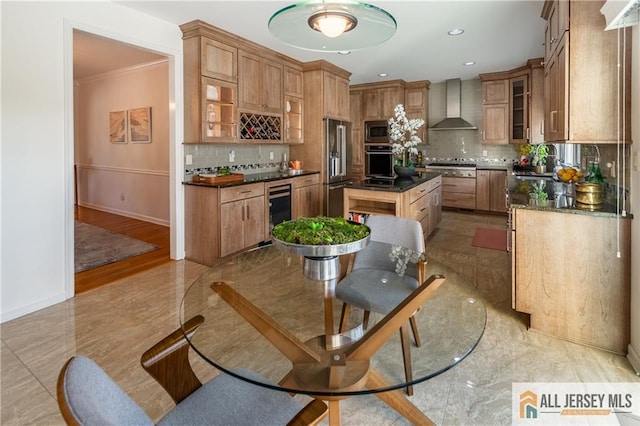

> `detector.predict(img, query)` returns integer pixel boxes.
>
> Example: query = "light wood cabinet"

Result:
[292,174,320,219]
[284,65,304,97]
[284,96,303,144]
[480,59,544,145]
[290,60,352,212]
[404,81,430,145]
[349,90,365,179]
[441,177,476,209]
[476,170,507,213]
[363,85,404,121]
[323,72,350,121]
[481,80,509,145]
[343,177,442,239]
[541,0,632,144]
[181,22,239,144]
[200,37,238,82]
[184,185,219,266]
[238,50,283,114]
[219,183,265,258]
[511,207,631,353]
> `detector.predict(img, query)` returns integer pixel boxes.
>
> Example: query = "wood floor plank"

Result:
[74,207,171,294]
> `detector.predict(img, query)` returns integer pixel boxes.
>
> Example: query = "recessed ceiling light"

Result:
[338,50,351,55]
[378,73,388,77]
[463,61,476,66]
[448,28,464,36]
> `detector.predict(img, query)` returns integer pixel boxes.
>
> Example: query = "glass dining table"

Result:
[180,240,486,425]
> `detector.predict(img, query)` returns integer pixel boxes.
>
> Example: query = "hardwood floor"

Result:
[74,206,171,293]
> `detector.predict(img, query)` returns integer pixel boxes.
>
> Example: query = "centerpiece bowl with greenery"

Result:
[389,104,425,178]
[272,216,370,258]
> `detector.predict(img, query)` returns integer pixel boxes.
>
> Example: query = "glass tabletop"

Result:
[180,242,486,397]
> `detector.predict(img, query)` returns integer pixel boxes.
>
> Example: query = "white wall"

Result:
[1,2,184,322]
[628,24,640,373]
[76,61,170,225]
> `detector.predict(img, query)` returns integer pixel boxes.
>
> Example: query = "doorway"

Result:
[72,29,172,293]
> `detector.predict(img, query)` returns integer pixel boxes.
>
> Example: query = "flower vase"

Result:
[394,165,415,178]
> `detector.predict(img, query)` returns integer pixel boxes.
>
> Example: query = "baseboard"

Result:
[627,344,640,375]
[1,292,67,323]
[78,202,169,227]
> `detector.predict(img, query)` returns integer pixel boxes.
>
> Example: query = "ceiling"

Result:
[75,1,548,84]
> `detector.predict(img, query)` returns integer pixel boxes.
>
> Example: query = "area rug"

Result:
[471,227,507,251]
[75,221,159,273]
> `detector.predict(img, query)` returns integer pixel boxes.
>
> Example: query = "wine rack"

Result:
[239,113,282,141]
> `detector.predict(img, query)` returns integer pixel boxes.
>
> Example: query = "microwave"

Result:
[365,120,390,144]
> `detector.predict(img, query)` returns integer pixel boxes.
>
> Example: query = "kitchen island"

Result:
[343,172,442,239]
[509,181,632,353]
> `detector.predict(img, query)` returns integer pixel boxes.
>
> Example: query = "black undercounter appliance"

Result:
[324,118,353,217]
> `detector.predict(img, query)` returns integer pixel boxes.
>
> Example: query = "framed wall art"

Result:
[128,107,152,143]
[109,111,127,143]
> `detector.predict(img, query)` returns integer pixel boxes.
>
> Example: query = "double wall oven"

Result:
[364,120,394,178]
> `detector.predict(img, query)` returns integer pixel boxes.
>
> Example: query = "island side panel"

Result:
[513,208,631,353]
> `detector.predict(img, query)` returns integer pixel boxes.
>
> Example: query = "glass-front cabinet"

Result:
[509,75,528,144]
[284,96,303,144]
[201,77,237,142]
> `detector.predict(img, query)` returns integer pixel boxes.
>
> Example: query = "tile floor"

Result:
[1,211,638,425]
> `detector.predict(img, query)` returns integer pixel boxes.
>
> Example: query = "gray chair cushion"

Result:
[335,268,420,314]
[158,369,302,426]
[63,356,153,426]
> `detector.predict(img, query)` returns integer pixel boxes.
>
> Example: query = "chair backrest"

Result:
[57,356,153,426]
[352,215,425,278]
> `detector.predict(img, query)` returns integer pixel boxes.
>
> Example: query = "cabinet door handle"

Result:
[246,205,250,220]
[526,127,530,140]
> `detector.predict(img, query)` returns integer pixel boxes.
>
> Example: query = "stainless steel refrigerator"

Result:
[324,118,353,217]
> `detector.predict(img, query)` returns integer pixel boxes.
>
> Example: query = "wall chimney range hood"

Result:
[430,78,477,131]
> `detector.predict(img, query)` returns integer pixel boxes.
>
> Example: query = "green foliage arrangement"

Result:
[272,216,370,245]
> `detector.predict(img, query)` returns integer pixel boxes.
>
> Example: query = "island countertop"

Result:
[346,172,442,193]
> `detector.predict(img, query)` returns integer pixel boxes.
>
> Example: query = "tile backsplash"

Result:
[184,144,289,177]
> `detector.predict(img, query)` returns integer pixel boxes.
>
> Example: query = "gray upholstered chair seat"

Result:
[335,268,419,314]
[63,356,154,426]
[61,357,304,426]
[158,369,302,426]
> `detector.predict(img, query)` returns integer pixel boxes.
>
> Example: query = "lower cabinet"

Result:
[441,177,476,209]
[511,207,631,353]
[219,183,265,258]
[428,181,442,235]
[292,174,320,219]
[476,170,507,213]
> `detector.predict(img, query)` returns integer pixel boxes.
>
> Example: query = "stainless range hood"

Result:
[430,78,477,131]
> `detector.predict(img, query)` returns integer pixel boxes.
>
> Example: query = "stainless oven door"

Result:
[365,145,394,178]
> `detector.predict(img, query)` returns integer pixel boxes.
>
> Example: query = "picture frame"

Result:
[128,107,152,143]
[109,111,127,143]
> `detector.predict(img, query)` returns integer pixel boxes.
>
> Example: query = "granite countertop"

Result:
[509,181,632,219]
[346,172,441,193]
[183,170,319,188]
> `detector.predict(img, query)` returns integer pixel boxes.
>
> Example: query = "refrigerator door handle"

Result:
[337,124,347,176]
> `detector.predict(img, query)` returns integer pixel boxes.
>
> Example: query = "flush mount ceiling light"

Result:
[269,1,396,52]
[448,28,464,36]
[308,10,357,37]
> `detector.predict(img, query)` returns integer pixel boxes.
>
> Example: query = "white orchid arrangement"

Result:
[388,104,425,167]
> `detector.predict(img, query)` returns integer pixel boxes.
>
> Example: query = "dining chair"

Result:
[57,315,327,426]
[335,214,426,396]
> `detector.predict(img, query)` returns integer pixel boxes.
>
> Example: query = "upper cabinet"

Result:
[404,81,430,145]
[541,0,632,144]
[238,50,283,114]
[200,38,238,82]
[480,79,509,144]
[361,82,405,121]
[180,20,306,144]
[479,58,544,145]
[323,71,350,121]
